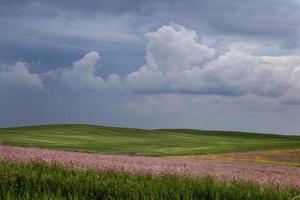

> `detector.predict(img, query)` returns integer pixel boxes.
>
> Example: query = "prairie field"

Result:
[0,124,299,156]
[0,124,299,199]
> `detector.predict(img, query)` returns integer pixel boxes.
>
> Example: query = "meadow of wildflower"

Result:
[0,146,299,189]
[0,161,299,200]
[0,124,300,199]
[0,124,299,156]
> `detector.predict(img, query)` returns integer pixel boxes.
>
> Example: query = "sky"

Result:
[1,0,300,134]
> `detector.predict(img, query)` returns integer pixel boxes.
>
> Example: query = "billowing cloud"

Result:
[127,24,300,101]
[0,61,42,90]
[46,51,120,91]
[127,24,215,93]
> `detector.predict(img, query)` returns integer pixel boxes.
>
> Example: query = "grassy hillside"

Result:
[0,124,299,156]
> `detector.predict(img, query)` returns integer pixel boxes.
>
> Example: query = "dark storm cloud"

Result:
[175,0,300,35]
[1,0,299,38]
[1,0,299,75]
[0,0,166,17]
[0,0,299,67]
[0,0,148,72]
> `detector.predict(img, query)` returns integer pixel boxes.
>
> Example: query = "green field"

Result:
[0,124,299,156]
[0,161,298,200]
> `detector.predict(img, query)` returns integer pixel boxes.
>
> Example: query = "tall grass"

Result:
[0,161,298,200]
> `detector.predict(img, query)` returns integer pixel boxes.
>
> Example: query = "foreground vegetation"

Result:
[0,124,299,156]
[0,161,298,200]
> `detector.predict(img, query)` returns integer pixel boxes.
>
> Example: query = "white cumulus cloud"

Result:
[126,24,300,102]
[0,61,43,90]
[47,51,120,91]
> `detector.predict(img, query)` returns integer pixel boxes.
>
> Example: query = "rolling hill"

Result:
[0,124,299,156]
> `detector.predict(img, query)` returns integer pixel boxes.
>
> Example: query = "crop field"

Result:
[0,124,299,199]
[0,124,299,156]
